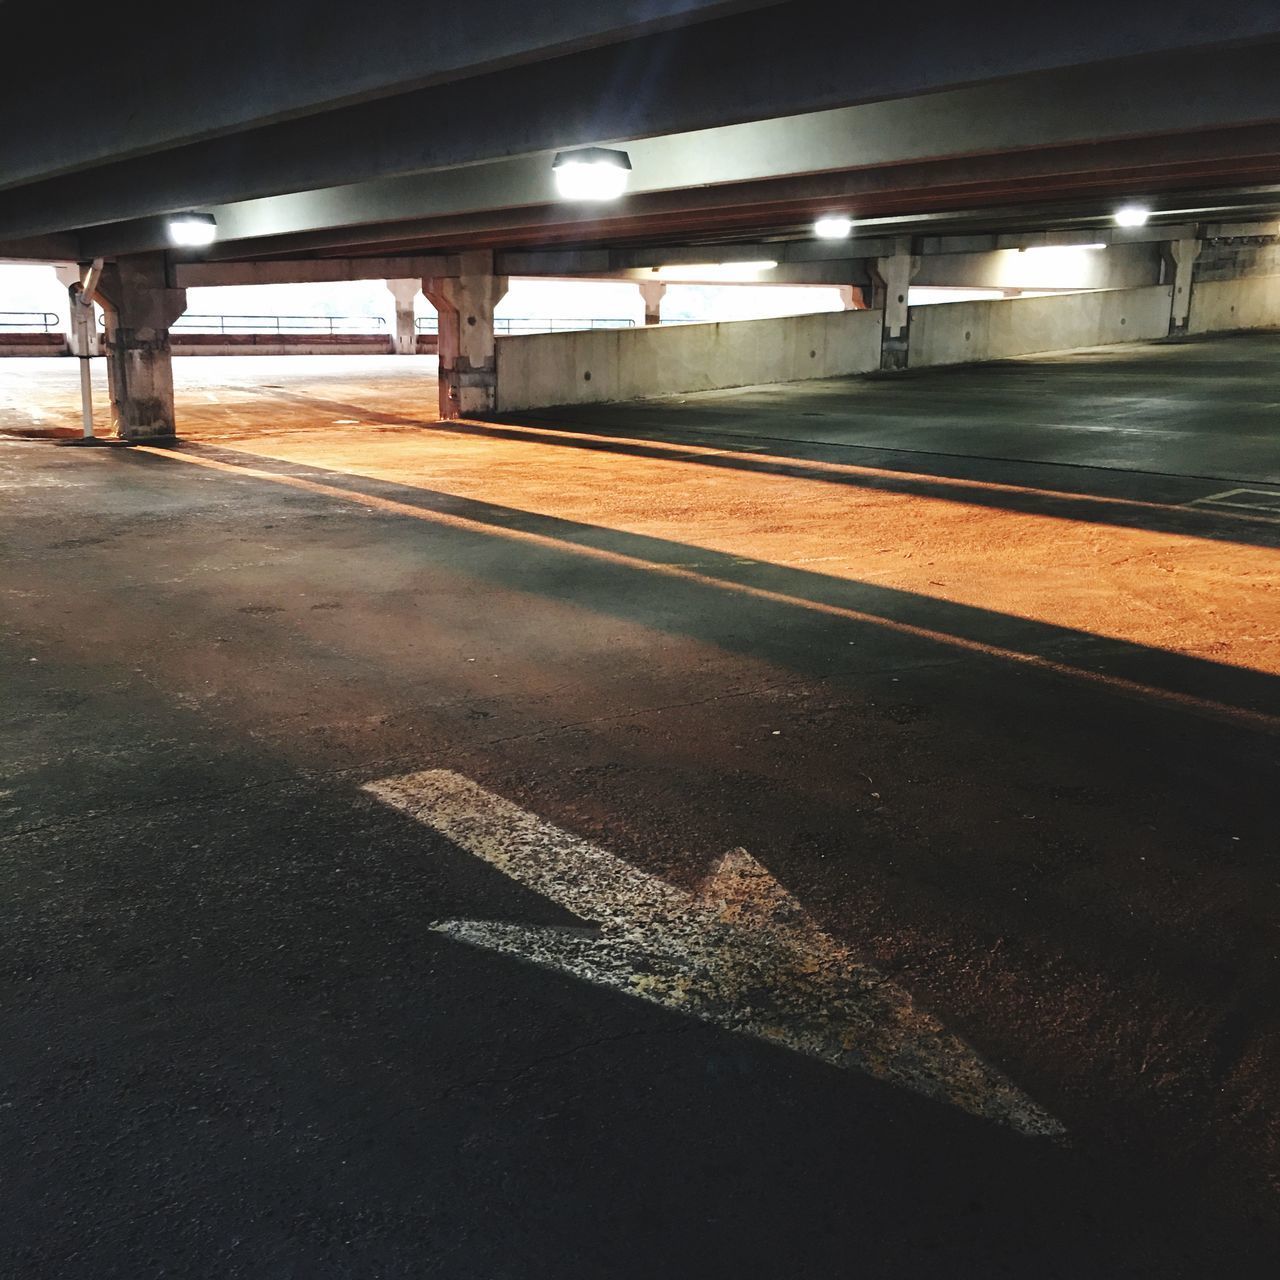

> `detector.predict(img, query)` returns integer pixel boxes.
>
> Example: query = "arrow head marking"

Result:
[368,770,1064,1138]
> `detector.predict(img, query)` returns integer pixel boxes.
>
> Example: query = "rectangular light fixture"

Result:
[1023,243,1107,253]
[167,212,218,246]
[655,261,778,282]
[552,148,632,201]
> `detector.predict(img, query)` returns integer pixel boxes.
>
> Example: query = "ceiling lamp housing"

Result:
[814,215,854,239]
[552,147,632,201]
[167,211,218,246]
[1113,204,1151,228]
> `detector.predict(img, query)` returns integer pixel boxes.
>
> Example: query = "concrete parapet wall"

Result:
[495,310,883,412]
[908,286,1173,368]
[1187,274,1280,334]
[171,333,393,356]
[0,333,69,356]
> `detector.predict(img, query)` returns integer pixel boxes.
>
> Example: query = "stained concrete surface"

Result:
[0,354,439,440]
[504,333,1280,484]
[2,336,1279,1277]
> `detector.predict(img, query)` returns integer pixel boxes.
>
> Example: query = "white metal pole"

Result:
[78,338,94,438]
[72,259,104,441]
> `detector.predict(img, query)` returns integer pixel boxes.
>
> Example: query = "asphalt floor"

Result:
[2,335,1278,1277]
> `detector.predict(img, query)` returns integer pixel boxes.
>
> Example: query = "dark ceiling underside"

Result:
[3,2,1279,263]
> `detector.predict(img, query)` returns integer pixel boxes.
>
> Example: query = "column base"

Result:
[879,337,910,371]
[104,328,179,439]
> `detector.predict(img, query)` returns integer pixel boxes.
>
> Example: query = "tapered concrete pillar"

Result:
[422,252,508,418]
[873,241,919,370]
[637,280,667,326]
[1166,238,1200,335]
[95,254,186,439]
[386,278,420,354]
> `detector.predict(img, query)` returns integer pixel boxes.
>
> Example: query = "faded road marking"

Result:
[365,768,1064,1137]
[1190,487,1280,520]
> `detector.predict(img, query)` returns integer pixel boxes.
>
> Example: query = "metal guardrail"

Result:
[415,316,636,335]
[158,313,390,335]
[1,311,60,332]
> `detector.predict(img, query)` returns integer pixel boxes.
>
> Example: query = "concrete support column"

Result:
[873,241,919,370]
[95,254,187,440]
[422,252,508,418]
[637,280,667,326]
[837,285,868,311]
[386,279,420,354]
[1166,238,1200,335]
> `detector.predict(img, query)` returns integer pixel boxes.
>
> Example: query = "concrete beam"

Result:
[501,230,1199,278]
[917,225,1201,254]
[172,256,460,288]
[604,243,895,269]
[0,234,81,262]
[496,251,614,277]
[1203,220,1280,238]
[70,41,1279,259]
[172,229,1212,297]
[616,262,875,286]
[181,146,1280,268]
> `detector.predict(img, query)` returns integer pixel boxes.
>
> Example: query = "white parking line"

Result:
[1189,487,1280,519]
[365,768,1064,1137]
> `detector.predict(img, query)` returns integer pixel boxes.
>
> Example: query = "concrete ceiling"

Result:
[3,0,1279,264]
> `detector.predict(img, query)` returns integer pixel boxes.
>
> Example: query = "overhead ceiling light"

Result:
[655,260,778,281]
[166,211,218,246]
[1113,204,1151,228]
[552,147,632,201]
[1023,243,1108,253]
[813,215,854,239]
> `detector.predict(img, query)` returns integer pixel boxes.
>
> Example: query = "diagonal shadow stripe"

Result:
[249,385,1280,551]
[128,439,1280,733]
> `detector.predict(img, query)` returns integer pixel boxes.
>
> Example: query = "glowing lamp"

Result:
[1113,205,1150,228]
[167,212,218,246]
[552,148,632,201]
[814,215,854,239]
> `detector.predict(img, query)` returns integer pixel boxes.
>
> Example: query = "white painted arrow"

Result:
[364,769,1063,1137]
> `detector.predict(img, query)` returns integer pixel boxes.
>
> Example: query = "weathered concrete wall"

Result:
[914,243,1160,292]
[495,309,883,411]
[908,285,1173,367]
[0,333,68,356]
[1187,274,1280,334]
[170,333,393,356]
[1193,239,1280,283]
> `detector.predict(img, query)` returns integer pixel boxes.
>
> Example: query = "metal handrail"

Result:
[414,316,636,335]
[0,311,59,332]
[109,313,390,335]
[171,313,389,335]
